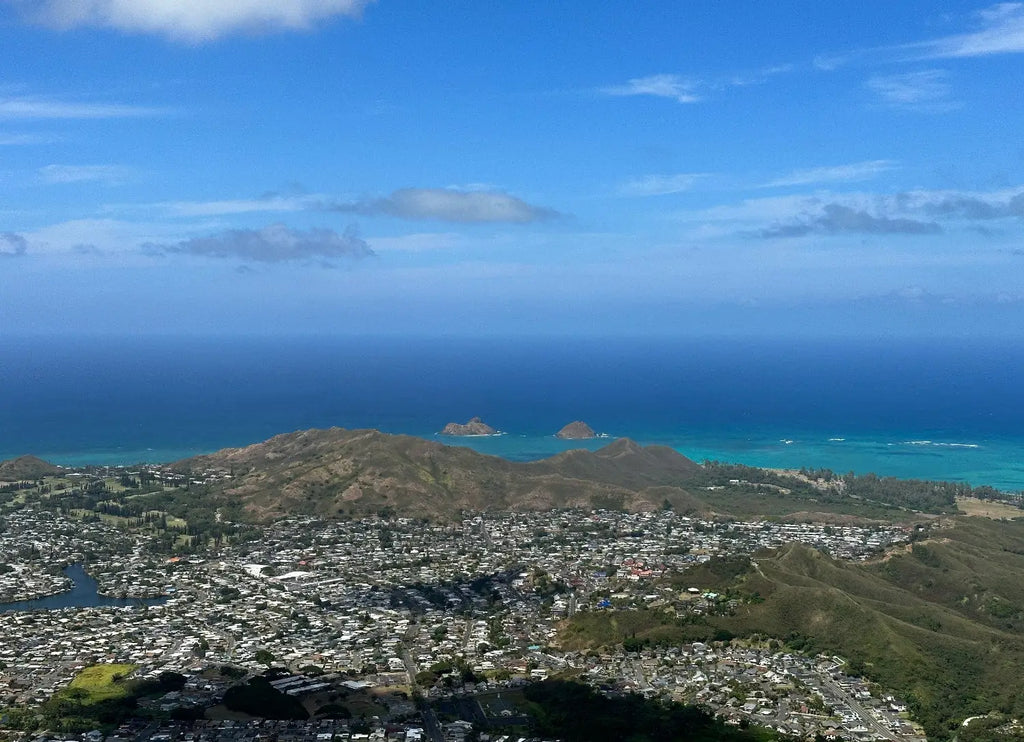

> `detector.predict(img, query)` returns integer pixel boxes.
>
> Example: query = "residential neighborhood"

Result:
[0,489,926,742]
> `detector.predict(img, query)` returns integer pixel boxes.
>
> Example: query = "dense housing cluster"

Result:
[0,498,924,742]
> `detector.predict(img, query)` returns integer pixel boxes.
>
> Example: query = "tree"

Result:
[255,649,276,666]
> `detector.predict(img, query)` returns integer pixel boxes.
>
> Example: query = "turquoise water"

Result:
[30,431,1024,492]
[2,335,1022,491]
[441,431,1024,491]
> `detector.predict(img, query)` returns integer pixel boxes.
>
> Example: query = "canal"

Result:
[0,563,167,612]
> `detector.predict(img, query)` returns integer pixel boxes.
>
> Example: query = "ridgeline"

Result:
[559,517,1024,740]
[166,427,976,523]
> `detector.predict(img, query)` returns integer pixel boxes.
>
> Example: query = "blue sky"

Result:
[2,1,1024,337]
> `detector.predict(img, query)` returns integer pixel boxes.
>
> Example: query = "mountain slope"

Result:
[174,428,707,520]
[726,522,1024,739]
[171,427,977,523]
[561,517,1024,740]
[0,454,60,481]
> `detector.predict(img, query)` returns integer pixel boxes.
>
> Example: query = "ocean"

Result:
[2,335,1023,491]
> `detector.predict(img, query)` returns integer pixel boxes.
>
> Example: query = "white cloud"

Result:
[865,70,957,111]
[682,194,829,228]
[760,160,898,188]
[758,204,941,238]
[899,186,1024,219]
[21,0,374,42]
[148,223,372,262]
[385,189,558,223]
[322,188,560,223]
[813,54,849,71]
[674,185,1024,240]
[0,132,57,145]
[619,173,707,197]
[0,232,29,257]
[38,164,133,184]
[603,74,700,104]
[22,218,185,255]
[150,195,313,217]
[725,64,794,87]
[908,2,1024,58]
[0,96,168,119]
[812,5,1024,72]
[602,64,792,105]
[112,189,557,224]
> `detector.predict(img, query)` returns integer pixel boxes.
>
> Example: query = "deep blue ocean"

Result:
[2,335,1023,491]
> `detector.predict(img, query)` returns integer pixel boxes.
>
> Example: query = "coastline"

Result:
[9,427,1023,493]
[3,335,1023,492]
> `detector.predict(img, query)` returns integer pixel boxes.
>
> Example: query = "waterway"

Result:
[0,563,167,613]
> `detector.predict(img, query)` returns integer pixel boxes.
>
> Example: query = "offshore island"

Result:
[439,417,499,436]
[555,420,598,439]
[1,427,1024,742]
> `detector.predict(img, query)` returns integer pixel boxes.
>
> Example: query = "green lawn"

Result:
[67,664,139,702]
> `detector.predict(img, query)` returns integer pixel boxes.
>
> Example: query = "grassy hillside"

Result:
[560,517,1024,741]
[1,666,190,733]
[174,428,697,521]
[170,427,971,522]
[67,664,139,701]
[0,455,60,481]
[2,664,139,732]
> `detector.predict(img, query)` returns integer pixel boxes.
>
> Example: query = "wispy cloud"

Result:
[761,160,898,188]
[22,218,182,255]
[677,186,1024,241]
[0,232,28,257]
[759,204,941,238]
[148,195,313,218]
[812,54,849,72]
[619,173,707,197]
[865,70,957,111]
[603,65,792,105]
[903,188,1024,219]
[114,189,557,223]
[18,0,375,42]
[602,74,700,103]
[147,224,373,263]
[38,164,133,185]
[320,188,560,223]
[817,4,1024,71]
[906,3,1024,59]
[725,64,794,87]
[0,96,168,119]
[0,132,57,145]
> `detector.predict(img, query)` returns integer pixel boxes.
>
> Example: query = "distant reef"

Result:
[0,454,60,481]
[556,421,597,439]
[440,417,498,436]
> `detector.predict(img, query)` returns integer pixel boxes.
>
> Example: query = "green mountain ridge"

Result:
[563,517,1024,740]
[170,427,966,522]
[171,428,707,521]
